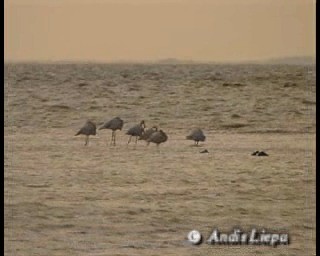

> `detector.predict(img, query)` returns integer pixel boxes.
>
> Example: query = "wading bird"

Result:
[186,128,206,145]
[139,126,158,142]
[147,129,168,147]
[126,120,146,144]
[99,117,124,146]
[75,120,97,146]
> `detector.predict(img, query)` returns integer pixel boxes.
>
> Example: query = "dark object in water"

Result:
[257,151,268,156]
[99,117,124,146]
[252,151,269,156]
[251,151,260,156]
[200,149,209,153]
[75,120,97,146]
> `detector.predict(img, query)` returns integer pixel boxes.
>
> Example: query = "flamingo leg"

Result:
[110,132,114,146]
[85,135,89,146]
[127,136,132,144]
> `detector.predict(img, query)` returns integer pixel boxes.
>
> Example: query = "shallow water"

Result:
[4,63,315,132]
[4,63,316,255]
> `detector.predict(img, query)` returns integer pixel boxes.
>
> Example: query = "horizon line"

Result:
[4,55,315,65]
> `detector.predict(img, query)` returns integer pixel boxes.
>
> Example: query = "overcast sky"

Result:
[4,0,315,62]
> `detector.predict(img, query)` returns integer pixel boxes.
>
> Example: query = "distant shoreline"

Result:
[4,55,315,65]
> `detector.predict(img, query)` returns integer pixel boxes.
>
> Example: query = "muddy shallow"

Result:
[4,63,316,255]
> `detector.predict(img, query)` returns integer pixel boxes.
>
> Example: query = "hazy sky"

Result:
[4,0,315,62]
